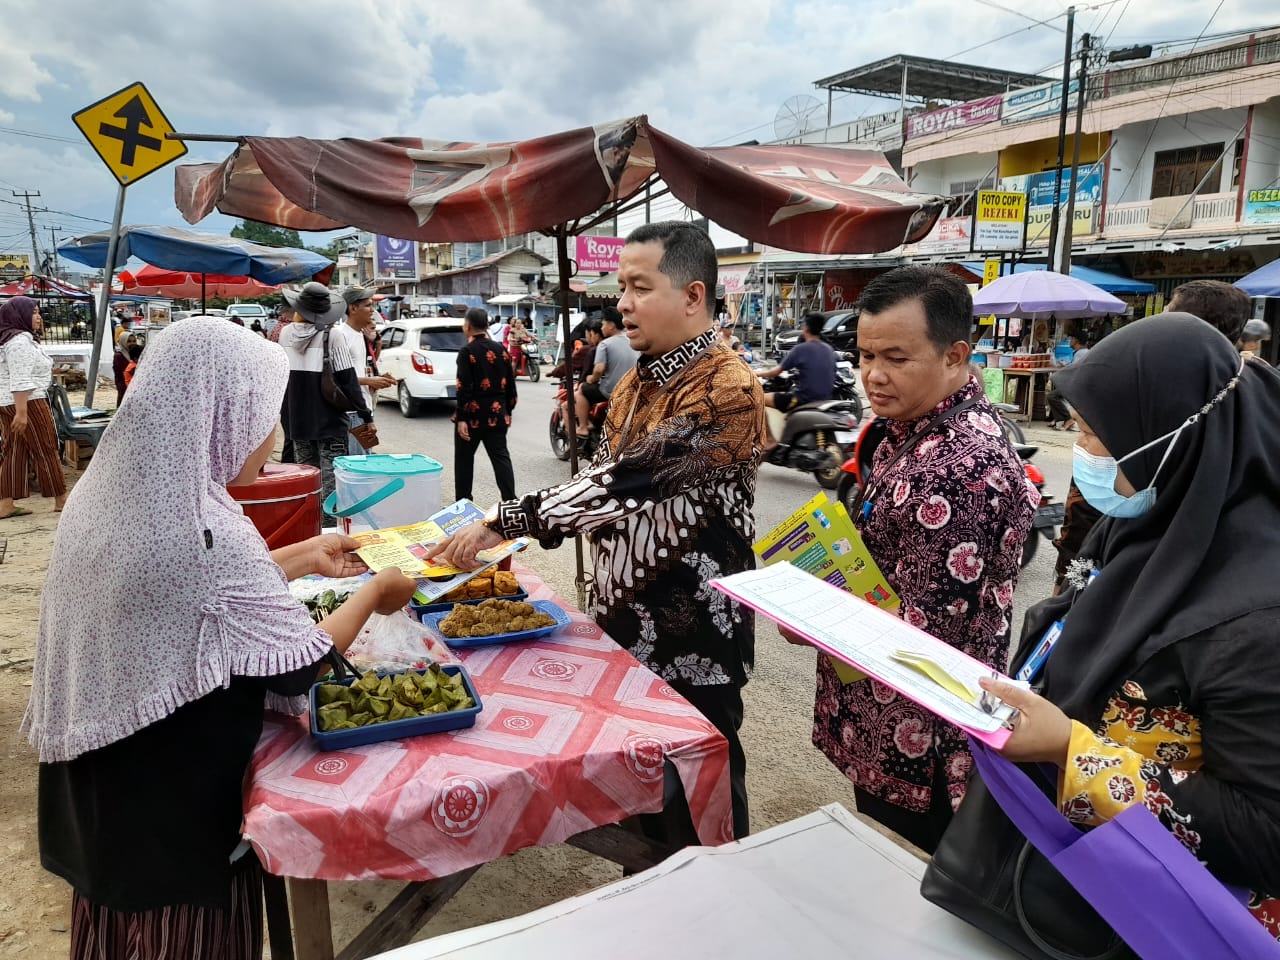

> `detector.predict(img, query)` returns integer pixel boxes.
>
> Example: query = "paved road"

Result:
[368,368,1074,616]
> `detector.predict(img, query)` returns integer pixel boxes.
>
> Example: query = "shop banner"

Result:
[1000,166,1101,208]
[718,264,751,296]
[1243,188,1280,225]
[906,95,1002,141]
[575,235,624,272]
[974,190,1027,250]
[912,215,972,253]
[1025,203,1097,241]
[374,236,419,280]
[1001,79,1080,125]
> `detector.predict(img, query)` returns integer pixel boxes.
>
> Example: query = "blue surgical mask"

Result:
[1072,422,1187,518]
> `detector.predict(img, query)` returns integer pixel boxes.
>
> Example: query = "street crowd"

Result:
[3,220,1280,958]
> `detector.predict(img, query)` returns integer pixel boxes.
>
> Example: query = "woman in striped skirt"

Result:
[0,297,67,519]
[22,318,417,960]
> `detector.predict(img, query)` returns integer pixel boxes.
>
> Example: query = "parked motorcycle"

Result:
[511,340,541,382]
[549,380,607,461]
[757,371,860,488]
[833,416,1062,567]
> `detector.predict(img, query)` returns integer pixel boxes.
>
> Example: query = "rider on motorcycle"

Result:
[756,312,836,444]
[574,308,636,445]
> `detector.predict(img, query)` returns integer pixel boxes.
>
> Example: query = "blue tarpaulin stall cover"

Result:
[959,262,1154,295]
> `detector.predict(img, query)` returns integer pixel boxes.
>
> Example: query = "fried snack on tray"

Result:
[493,571,519,596]
[438,599,555,639]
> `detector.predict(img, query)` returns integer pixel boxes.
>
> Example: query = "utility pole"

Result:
[1059,33,1092,275]
[12,190,43,273]
[46,225,62,278]
[1046,6,1076,272]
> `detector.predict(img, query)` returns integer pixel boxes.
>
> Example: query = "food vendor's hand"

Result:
[423,522,502,571]
[307,534,368,578]
[778,626,812,647]
[978,678,1073,767]
[370,568,417,614]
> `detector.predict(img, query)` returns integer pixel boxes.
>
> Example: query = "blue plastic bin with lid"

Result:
[325,454,443,532]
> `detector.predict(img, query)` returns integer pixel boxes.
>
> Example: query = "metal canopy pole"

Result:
[84,184,126,407]
[1047,5,1077,272]
[556,226,589,609]
[1059,32,1092,275]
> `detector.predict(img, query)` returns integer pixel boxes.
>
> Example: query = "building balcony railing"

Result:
[1101,192,1238,235]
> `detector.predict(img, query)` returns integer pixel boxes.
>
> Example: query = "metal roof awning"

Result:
[957,261,1156,294]
[814,54,1046,103]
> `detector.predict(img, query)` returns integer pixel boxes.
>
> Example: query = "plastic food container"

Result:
[410,589,529,620]
[308,665,482,751]
[326,454,444,534]
[421,600,572,648]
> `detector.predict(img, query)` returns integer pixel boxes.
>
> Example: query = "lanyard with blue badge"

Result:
[1016,568,1100,682]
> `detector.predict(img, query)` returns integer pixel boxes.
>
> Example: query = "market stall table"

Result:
[245,565,733,960]
[997,368,1051,422]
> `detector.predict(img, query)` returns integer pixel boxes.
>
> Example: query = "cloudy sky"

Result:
[0,0,1273,262]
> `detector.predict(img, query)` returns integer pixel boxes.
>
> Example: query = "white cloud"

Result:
[0,0,1275,235]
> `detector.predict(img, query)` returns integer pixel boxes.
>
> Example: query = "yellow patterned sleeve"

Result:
[1058,720,1150,826]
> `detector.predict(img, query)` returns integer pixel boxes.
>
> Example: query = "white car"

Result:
[376,317,468,417]
[225,303,268,323]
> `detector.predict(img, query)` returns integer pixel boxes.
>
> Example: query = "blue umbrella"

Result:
[1236,259,1280,297]
[57,224,333,286]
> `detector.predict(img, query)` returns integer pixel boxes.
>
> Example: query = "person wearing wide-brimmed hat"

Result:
[278,282,376,505]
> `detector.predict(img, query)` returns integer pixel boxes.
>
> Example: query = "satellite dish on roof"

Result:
[774,95,824,140]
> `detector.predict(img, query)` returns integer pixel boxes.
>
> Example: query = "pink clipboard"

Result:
[711,573,1012,749]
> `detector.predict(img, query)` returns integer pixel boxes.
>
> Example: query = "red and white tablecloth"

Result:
[242,566,734,882]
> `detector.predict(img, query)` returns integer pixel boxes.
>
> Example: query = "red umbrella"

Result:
[0,274,92,299]
[118,264,279,300]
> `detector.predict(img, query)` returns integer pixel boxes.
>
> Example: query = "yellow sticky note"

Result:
[828,656,867,685]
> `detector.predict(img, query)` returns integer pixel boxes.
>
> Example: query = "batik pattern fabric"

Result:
[1056,613,1280,941]
[813,378,1038,812]
[496,330,767,687]
[454,334,517,431]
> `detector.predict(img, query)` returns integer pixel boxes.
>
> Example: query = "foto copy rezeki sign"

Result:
[375,236,420,281]
[575,236,625,272]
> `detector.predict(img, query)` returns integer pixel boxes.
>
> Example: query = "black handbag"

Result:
[921,587,1131,960]
[319,328,357,412]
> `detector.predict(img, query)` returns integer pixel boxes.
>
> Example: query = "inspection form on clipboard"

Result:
[711,563,1016,747]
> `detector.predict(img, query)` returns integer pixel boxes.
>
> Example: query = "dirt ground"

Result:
[0,388,882,959]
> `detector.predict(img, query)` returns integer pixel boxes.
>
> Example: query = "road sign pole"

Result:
[84,184,126,408]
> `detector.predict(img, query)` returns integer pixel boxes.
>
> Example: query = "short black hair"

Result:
[857,265,972,352]
[802,312,825,336]
[1169,280,1251,344]
[464,307,489,331]
[601,305,622,328]
[623,220,717,318]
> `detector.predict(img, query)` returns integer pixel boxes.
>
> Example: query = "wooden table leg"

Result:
[287,878,335,960]
[335,867,480,960]
[262,872,295,960]
[565,821,679,874]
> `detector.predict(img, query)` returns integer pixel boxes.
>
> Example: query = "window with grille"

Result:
[1150,143,1224,199]
[947,176,996,218]
[1232,138,1245,189]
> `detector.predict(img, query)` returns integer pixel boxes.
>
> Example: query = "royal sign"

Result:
[575,236,625,272]
[906,95,1003,141]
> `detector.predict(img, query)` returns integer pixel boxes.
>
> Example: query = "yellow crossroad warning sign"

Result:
[72,82,187,186]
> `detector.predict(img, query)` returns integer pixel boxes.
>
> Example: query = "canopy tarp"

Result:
[118,265,279,299]
[959,261,1155,295]
[0,274,92,299]
[173,117,946,255]
[1236,259,1280,297]
[57,224,333,285]
[971,269,1126,319]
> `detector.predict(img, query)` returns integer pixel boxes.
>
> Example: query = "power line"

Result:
[0,125,87,146]
[969,0,1067,32]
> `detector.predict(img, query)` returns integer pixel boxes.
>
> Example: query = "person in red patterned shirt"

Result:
[809,265,1036,853]
[453,307,518,502]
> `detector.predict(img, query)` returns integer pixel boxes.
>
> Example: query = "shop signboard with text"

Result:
[1001,78,1080,125]
[1244,188,1280,225]
[374,236,420,281]
[911,215,972,254]
[575,236,625,272]
[1000,166,1101,208]
[973,191,1027,250]
[1025,204,1097,242]
[905,95,1002,140]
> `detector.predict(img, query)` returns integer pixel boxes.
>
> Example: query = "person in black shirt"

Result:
[454,307,518,502]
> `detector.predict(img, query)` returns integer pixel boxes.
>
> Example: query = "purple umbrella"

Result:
[972,270,1126,320]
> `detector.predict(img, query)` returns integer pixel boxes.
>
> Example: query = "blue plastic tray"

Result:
[409,589,528,620]
[422,600,571,648]
[309,665,482,751]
